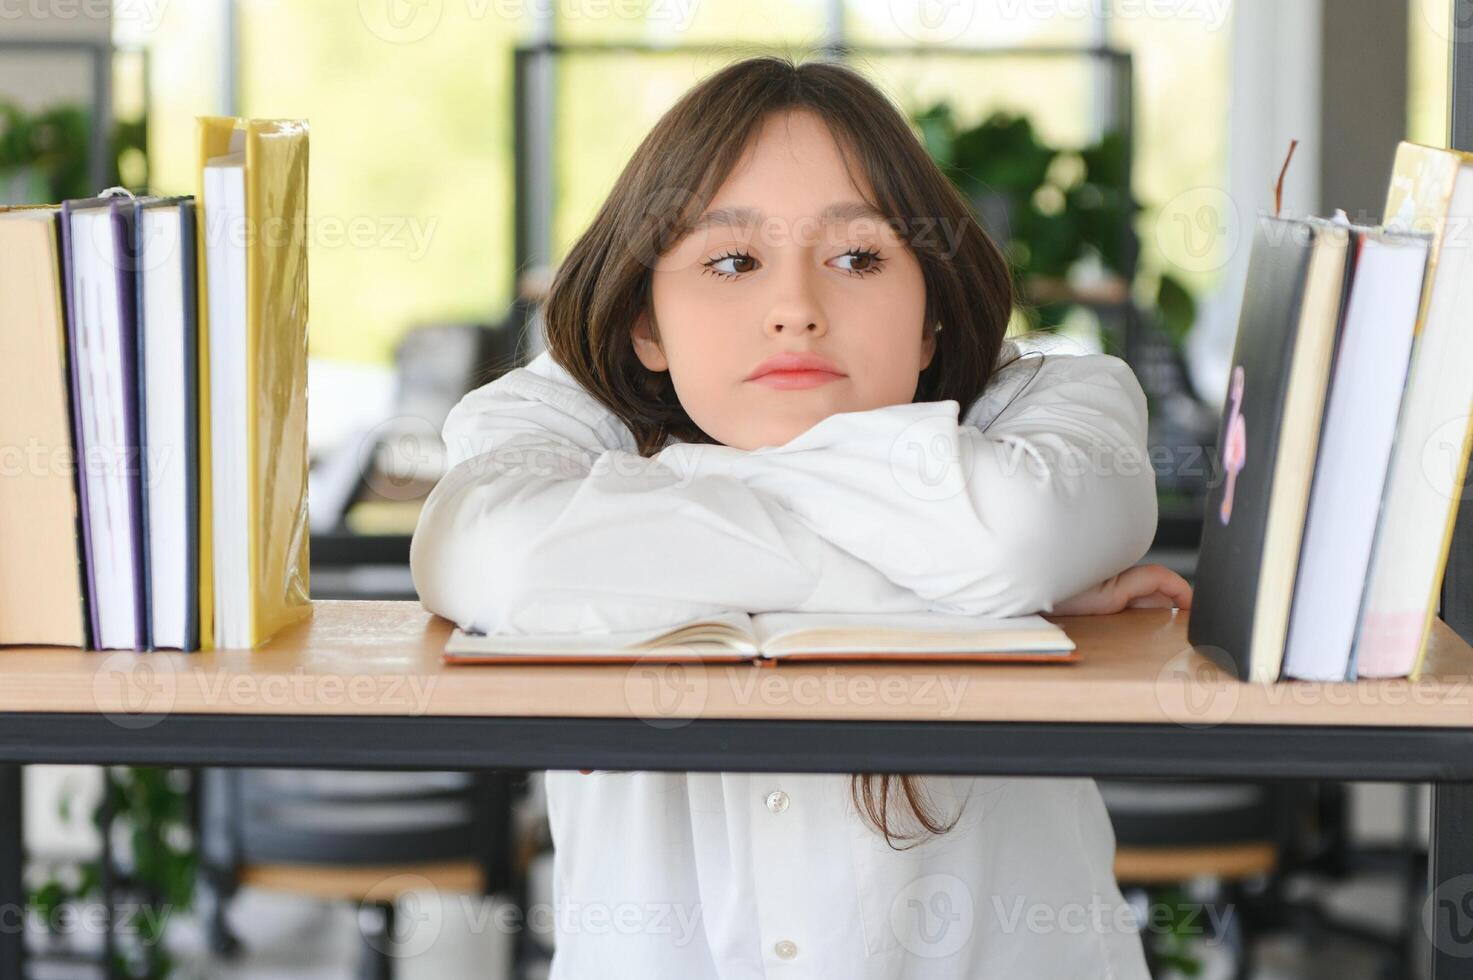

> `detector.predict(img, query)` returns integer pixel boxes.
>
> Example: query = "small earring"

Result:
[933,322,944,333]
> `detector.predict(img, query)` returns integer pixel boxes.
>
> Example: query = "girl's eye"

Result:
[702,251,758,278]
[699,247,887,280]
[834,247,885,277]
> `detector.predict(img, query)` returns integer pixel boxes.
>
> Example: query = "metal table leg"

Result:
[0,765,23,979]
[1428,783,1473,978]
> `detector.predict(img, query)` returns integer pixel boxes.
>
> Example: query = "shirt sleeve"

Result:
[659,351,1159,618]
[408,356,927,635]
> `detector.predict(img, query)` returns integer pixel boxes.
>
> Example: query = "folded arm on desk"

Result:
[663,352,1159,618]
[409,371,930,635]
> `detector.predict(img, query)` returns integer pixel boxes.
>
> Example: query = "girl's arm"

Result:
[409,356,928,635]
[662,352,1158,619]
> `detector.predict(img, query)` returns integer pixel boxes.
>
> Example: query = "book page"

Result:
[751,610,1074,658]
[444,609,757,657]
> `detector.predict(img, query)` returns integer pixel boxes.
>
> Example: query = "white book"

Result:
[1356,145,1473,677]
[138,199,199,650]
[1281,228,1429,680]
[204,144,250,649]
[443,610,1077,665]
[63,198,145,650]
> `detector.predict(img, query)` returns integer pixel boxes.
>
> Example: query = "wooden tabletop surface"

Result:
[1,601,1470,727]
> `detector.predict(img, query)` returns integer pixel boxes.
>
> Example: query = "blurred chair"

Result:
[311,317,532,538]
[1105,780,1419,980]
[196,768,531,980]
[309,310,533,595]
[1105,779,1281,980]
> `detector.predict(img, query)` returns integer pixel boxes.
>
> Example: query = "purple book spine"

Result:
[109,200,147,651]
[57,200,102,648]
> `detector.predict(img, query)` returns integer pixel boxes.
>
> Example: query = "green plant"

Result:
[31,767,195,979]
[913,102,1197,346]
[0,99,149,202]
[1143,885,1210,977]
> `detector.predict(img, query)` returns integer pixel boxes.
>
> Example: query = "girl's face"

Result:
[633,108,933,451]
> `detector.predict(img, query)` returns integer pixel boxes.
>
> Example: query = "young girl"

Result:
[411,56,1191,979]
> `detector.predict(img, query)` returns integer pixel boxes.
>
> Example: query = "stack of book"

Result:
[0,117,311,651]
[1191,140,1473,682]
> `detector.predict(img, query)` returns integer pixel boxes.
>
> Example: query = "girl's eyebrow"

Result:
[689,200,889,231]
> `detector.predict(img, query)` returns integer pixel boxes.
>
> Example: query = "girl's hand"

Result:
[1051,564,1193,616]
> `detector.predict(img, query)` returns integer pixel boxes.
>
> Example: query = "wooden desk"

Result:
[3,600,1473,977]
[3,601,1471,726]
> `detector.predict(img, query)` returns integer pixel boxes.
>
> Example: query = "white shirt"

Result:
[410,340,1158,979]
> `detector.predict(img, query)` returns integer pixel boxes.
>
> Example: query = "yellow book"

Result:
[195,118,312,648]
[195,125,217,650]
[1354,142,1473,678]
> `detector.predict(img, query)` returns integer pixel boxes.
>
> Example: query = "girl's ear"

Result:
[631,310,669,372]
[919,321,939,370]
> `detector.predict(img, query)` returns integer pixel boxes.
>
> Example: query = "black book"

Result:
[1188,215,1354,682]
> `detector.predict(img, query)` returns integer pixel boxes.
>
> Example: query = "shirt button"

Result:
[765,790,790,813]
[774,939,798,959]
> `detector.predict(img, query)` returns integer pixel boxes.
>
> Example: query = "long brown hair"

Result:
[542,54,1018,849]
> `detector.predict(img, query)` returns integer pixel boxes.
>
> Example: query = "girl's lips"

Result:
[749,369,846,390]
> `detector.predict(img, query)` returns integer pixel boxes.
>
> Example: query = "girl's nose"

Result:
[762,267,828,338]
[768,319,821,334]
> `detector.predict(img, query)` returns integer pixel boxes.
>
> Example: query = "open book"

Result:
[442,610,1077,666]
